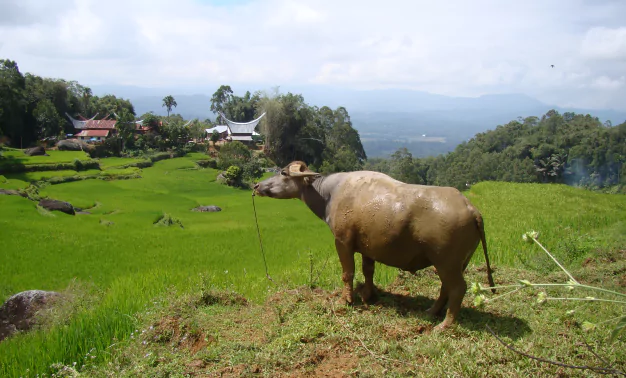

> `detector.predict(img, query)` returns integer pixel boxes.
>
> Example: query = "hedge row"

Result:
[0,159,100,174]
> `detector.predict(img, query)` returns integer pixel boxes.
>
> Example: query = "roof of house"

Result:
[83,119,117,130]
[66,113,117,130]
[219,112,266,135]
[75,129,110,137]
[205,125,230,135]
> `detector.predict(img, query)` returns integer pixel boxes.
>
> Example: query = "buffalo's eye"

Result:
[280,171,288,176]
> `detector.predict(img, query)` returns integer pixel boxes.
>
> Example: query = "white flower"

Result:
[537,292,547,305]
[473,294,488,309]
[582,321,596,331]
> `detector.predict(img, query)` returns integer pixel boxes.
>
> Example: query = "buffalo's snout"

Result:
[253,182,264,196]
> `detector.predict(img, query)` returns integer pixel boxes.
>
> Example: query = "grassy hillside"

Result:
[1,154,625,376]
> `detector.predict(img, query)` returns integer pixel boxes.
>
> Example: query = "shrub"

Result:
[90,137,123,158]
[217,141,251,170]
[223,166,242,182]
[196,159,217,169]
[242,159,263,182]
[218,165,247,188]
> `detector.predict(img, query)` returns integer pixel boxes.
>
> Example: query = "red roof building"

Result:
[65,113,118,142]
[82,119,117,130]
[75,129,110,142]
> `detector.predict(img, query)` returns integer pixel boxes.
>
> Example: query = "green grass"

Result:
[0,149,90,167]
[97,157,150,170]
[1,163,625,377]
[81,260,626,377]
[0,175,28,190]
[4,169,102,181]
[184,152,211,161]
[3,168,141,183]
[468,182,626,267]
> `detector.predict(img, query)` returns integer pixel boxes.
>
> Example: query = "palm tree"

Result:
[162,95,177,117]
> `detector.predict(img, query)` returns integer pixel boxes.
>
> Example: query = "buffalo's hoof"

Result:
[432,320,456,333]
[336,295,353,307]
[425,307,443,318]
[360,288,378,304]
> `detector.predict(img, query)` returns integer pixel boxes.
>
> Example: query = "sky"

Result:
[1,0,625,110]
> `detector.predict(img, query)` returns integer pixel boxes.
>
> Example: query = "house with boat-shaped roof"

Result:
[208,111,265,145]
[65,113,117,142]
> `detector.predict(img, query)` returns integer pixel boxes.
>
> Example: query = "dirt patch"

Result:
[289,348,359,377]
[197,290,248,307]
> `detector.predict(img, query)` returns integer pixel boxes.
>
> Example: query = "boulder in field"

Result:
[38,199,75,215]
[192,205,222,212]
[0,290,61,341]
[0,189,27,198]
[56,139,94,152]
[24,146,48,156]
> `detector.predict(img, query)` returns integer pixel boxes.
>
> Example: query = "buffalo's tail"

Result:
[475,212,496,294]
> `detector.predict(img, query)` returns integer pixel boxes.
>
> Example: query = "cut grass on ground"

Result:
[68,252,626,377]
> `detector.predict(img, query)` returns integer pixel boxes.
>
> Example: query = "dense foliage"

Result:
[0,59,135,148]
[207,85,367,173]
[253,89,366,172]
[366,110,626,192]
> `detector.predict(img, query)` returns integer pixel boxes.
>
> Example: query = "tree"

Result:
[91,95,135,118]
[162,95,177,117]
[0,59,27,147]
[32,99,63,139]
[210,85,234,124]
[116,109,136,151]
[210,130,220,146]
[255,87,284,156]
[390,148,417,184]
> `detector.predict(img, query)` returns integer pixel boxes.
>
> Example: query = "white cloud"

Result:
[581,26,626,60]
[590,75,625,90]
[0,0,625,110]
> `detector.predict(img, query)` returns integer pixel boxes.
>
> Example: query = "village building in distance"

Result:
[65,113,117,142]
[206,112,265,145]
[65,113,153,143]
[64,111,266,149]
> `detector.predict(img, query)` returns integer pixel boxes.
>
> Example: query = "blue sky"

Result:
[1,0,625,110]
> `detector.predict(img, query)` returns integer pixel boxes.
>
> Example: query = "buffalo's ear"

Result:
[289,163,318,177]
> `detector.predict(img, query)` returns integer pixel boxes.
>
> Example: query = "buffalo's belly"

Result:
[357,235,433,271]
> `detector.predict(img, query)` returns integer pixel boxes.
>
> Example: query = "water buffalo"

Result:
[253,161,495,330]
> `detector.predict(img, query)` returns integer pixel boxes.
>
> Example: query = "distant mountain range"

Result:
[91,84,626,158]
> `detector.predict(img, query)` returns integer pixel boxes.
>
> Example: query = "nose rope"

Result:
[252,192,274,283]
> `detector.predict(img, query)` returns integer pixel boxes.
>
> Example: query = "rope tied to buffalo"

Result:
[252,192,275,284]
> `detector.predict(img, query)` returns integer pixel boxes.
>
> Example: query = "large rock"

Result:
[0,189,27,198]
[38,199,75,215]
[56,139,94,152]
[192,205,222,212]
[24,146,48,156]
[0,290,61,341]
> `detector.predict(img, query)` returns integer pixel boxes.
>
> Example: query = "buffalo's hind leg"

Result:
[426,281,448,317]
[335,239,355,305]
[433,267,467,332]
[361,255,377,303]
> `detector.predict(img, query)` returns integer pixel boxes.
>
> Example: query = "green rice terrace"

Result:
[1,150,625,377]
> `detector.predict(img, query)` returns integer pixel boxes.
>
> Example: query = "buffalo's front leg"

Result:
[335,239,355,305]
[361,255,377,303]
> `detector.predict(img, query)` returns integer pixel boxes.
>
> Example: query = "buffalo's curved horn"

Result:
[290,171,319,177]
[288,163,319,177]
